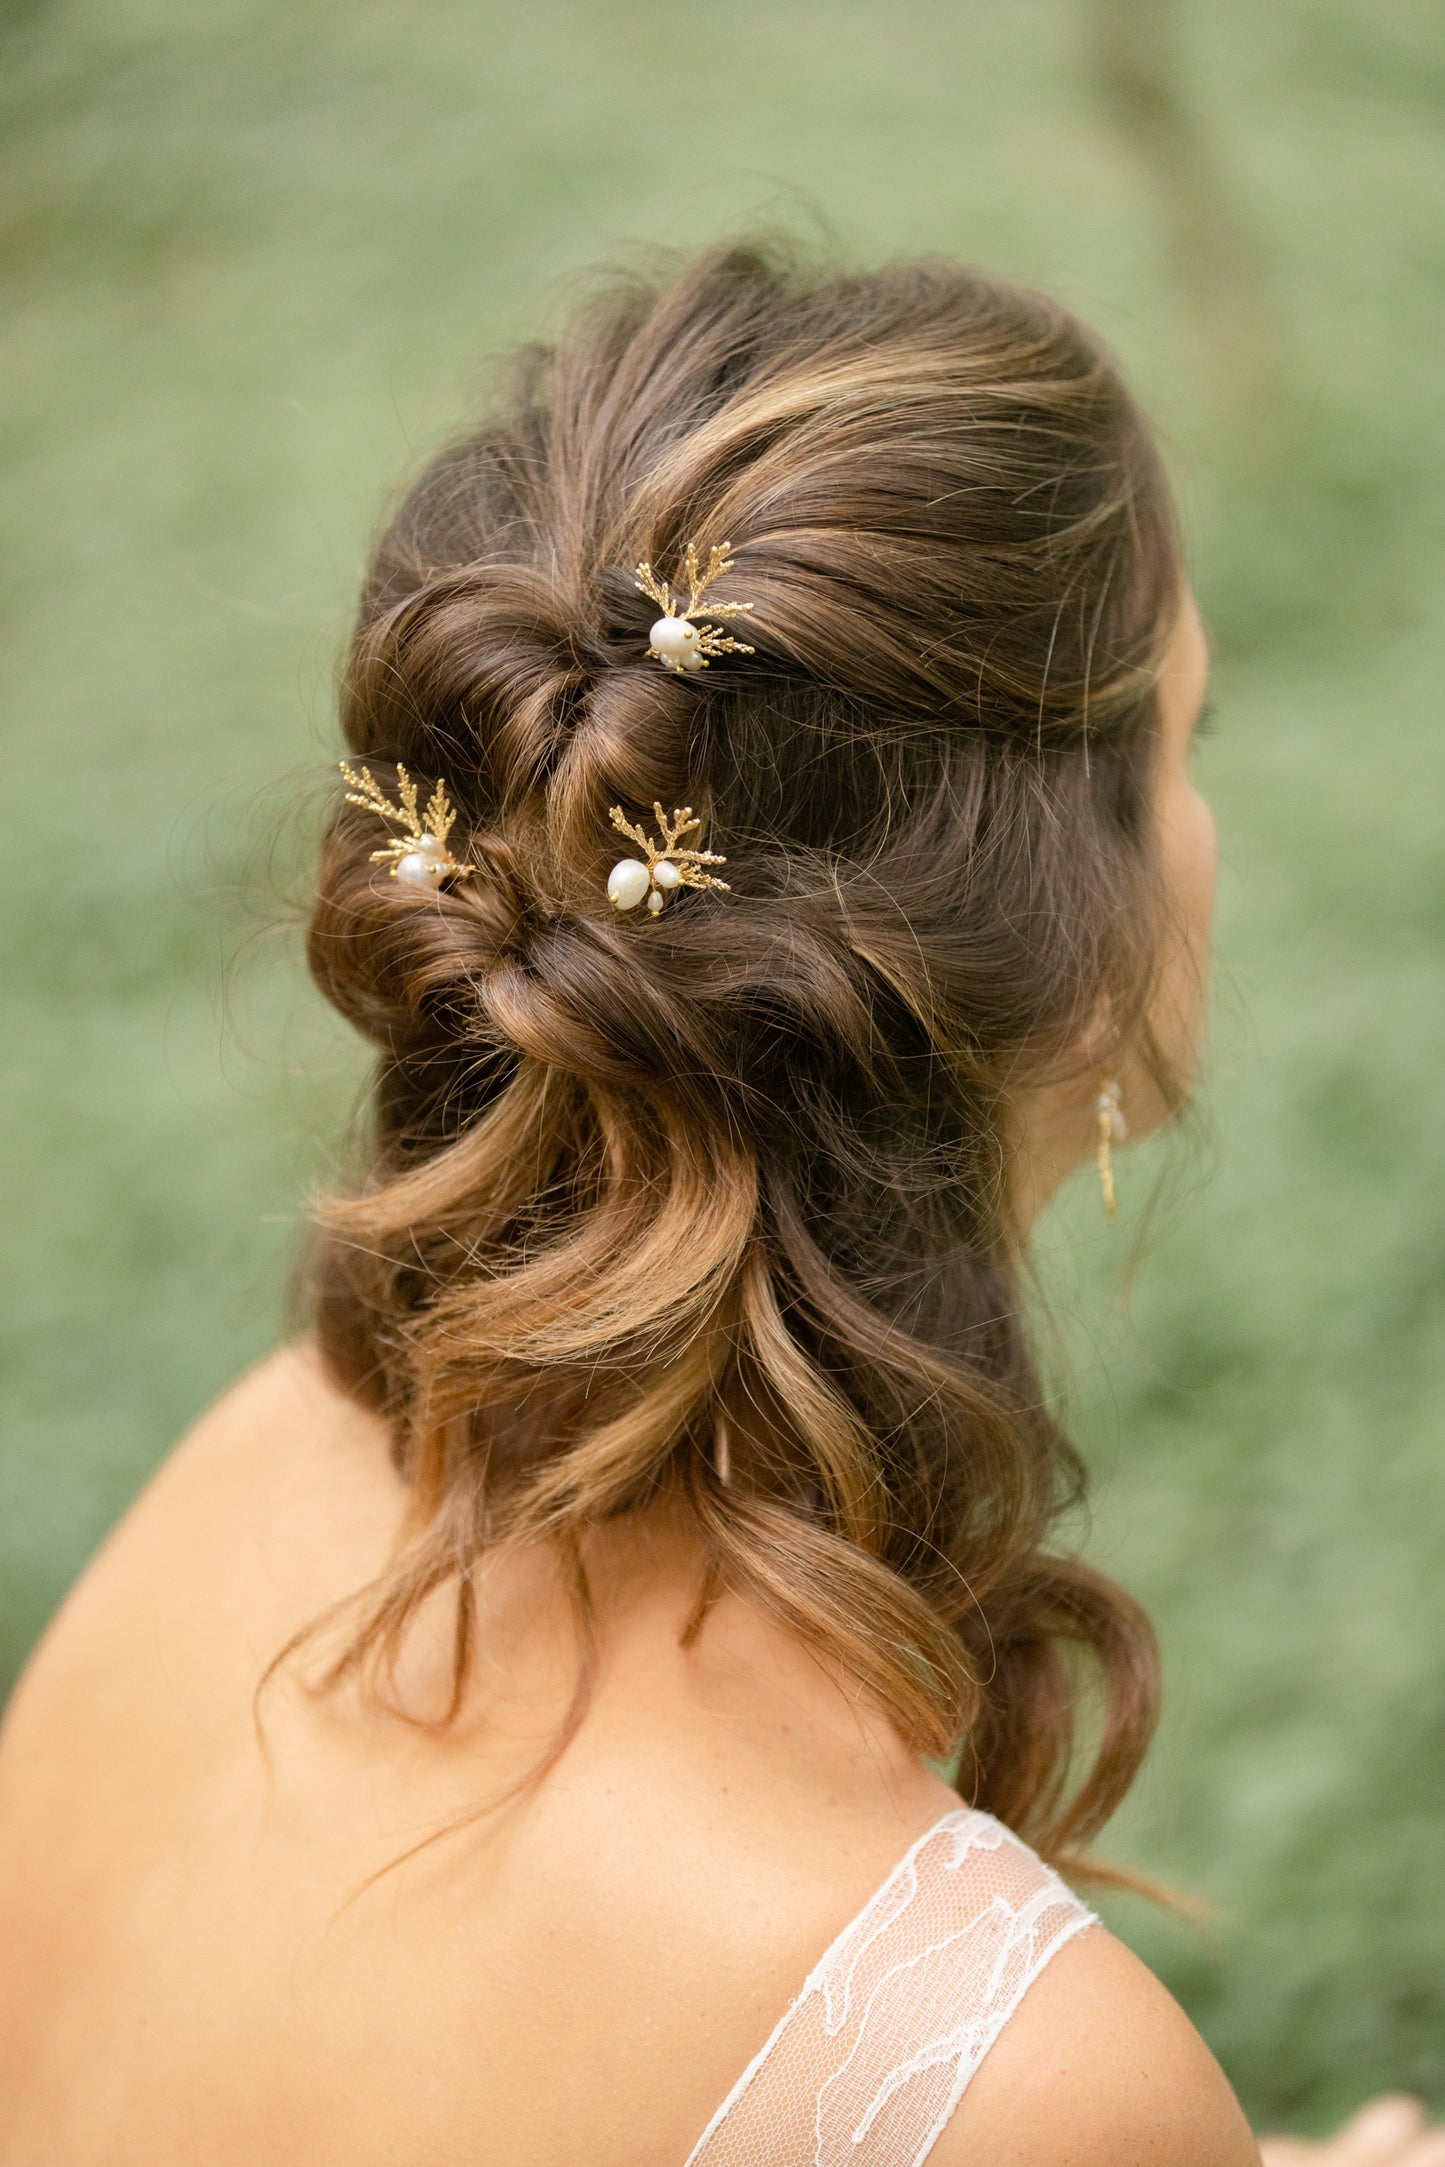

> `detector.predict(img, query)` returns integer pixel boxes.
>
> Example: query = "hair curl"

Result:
[301,241,1181,1866]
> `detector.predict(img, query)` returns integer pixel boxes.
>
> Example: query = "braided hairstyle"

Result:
[304,242,1180,1860]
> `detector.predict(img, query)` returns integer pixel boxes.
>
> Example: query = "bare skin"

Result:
[1259,2102,1445,2167]
[0,596,1429,2162]
[0,1343,1259,2167]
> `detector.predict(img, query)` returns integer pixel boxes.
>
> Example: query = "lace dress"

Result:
[684,1808,1095,2167]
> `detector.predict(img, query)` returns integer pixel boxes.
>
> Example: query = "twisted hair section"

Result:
[300,241,1180,1861]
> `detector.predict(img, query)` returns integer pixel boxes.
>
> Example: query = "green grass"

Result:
[2,0,1442,2130]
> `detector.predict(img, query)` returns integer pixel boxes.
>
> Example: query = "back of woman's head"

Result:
[306,240,1181,1860]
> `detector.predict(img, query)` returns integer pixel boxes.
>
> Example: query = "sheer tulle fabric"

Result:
[685,1810,1095,2167]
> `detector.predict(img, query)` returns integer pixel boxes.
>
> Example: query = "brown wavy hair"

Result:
[301,241,1182,1866]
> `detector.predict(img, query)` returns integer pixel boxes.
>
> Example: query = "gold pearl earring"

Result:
[1095,1078,1128,1223]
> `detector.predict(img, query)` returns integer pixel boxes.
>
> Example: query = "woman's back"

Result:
[0,1348,1252,2165]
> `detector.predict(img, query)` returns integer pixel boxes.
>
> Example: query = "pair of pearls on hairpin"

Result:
[605,803,729,915]
[339,763,471,885]
[635,539,755,675]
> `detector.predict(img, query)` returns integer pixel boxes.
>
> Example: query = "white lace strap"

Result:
[684,1808,1095,2167]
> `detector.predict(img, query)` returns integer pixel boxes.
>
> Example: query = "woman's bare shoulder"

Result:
[140,1339,397,1513]
[2,1343,401,1743]
[933,1923,1260,2167]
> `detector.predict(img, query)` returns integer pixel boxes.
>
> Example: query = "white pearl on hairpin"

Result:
[340,765,473,886]
[636,544,756,674]
[395,835,449,885]
[607,858,653,910]
[649,617,700,669]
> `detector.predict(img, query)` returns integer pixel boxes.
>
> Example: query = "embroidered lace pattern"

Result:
[684,1808,1095,2167]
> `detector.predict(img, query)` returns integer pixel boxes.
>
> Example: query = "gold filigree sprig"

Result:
[634,541,756,673]
[339,761,472,886]
[605,803,730,915]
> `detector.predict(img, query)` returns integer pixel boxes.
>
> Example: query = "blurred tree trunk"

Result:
[1087,0,1281,416]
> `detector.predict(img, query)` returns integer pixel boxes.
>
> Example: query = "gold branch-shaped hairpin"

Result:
[606,803,730,915]
[339,762,472,886]
[634,540,756,674]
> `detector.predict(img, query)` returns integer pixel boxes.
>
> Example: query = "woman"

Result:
[0,245,1436,2165]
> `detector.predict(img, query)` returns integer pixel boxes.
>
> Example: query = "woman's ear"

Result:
[1072,1007,1118,1078]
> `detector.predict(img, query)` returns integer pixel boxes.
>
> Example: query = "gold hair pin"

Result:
[340,762,472,886]
[635,541,756,674]
[606,804,729,915]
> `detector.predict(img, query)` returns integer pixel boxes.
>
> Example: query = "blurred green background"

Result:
[2,0,1442,2131]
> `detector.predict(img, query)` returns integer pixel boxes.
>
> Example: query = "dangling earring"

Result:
[1095,1077,1127,1223]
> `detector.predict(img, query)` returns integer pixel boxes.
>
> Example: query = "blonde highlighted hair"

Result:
[302,241,1179,1863]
